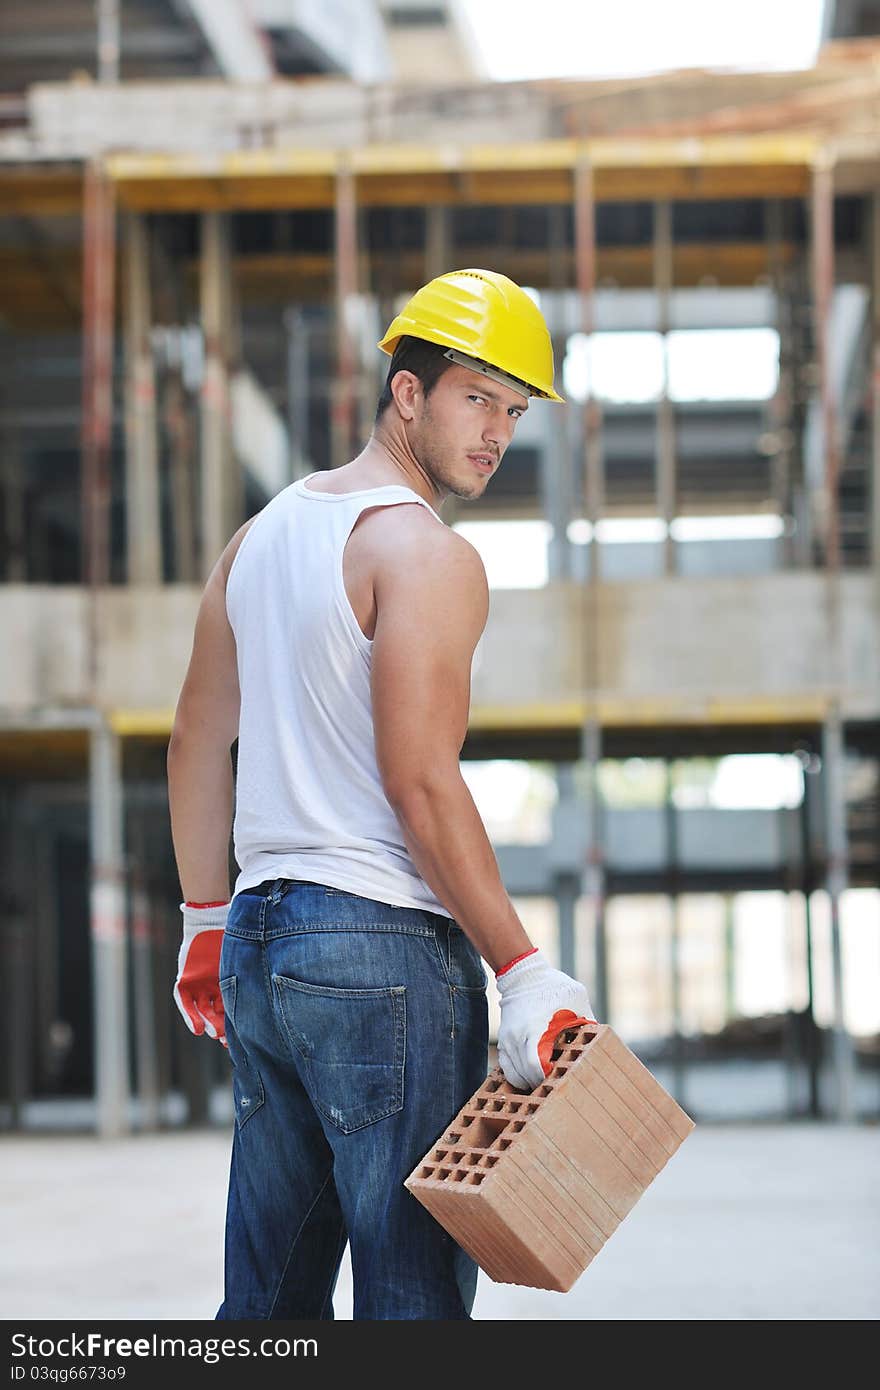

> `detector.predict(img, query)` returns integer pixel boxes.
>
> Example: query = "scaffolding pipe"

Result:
[822,707,856,1121]
[285,306,310,480]
[89,719,130,1138]
[810,153,841,570]
[654,200,677,576]
[130,805,160,1131]
[543,204,575,581]
[80,155,117,771]
[766,199,796,569]
[123,213,162,583]
[96,0,120,84]
[81,159,116,601]
[871,193,880,575]
[665,759,686,1110]
[333,166,359,471]
[199,211,240,575]
[800,751,823,1117]
[574,154,608,1018]
[164,371,198,583]
[425,204,449,283]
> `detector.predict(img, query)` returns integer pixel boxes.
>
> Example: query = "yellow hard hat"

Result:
[377,268,564,403]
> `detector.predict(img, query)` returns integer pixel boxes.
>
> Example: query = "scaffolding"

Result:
[1,46,879,1134]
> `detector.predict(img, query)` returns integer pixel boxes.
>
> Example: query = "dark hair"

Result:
[374,335,454,425]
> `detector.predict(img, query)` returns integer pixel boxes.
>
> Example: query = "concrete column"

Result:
[163,371,198,583]
[425,205,449,281]
[556,875,578,983]
[332,166,359,472]
[33,825,58,1089]
[722,892,736,1020]
[810,154,840,569]
[871,193,880,576]
[129,802,160,1131]
[285,306,310,479]
[574,157,606,1019]
[665,759,686,1109]
[766,199,796,569]
[89,719,130,1137]
[821,706,856,1120]
[199,211,241,575]
[654,200,677,576]
[799,750,822,1116]
[1,790,29,1128]
[124,213,162,583]
[543,208,575,581]
[96,0,120,82]
[80,159,116,599]
[151,887,173,1112]
[574,157,603,586]
[579,723,608,1021]
[552,765,579,980]
[1,422,26,582]
[356,208,379,444]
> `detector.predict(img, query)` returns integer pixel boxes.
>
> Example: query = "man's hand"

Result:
[173,902,229,1046]
[495,948,597,1090]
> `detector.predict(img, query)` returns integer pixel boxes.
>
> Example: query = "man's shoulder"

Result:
[363,499,481,564]
[219,516,259,584]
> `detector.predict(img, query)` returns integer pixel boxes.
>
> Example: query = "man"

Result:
[168,268,596,1320]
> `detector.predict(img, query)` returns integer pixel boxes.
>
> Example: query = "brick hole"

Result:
[474,1098,487,1110]
[490,1100,505,1112]
[507,1101,521,1112]
[555,1066,569,1076]
[493,1138,512,1151]
[452,1170,467,1182]
[536,1085,553,1097]
[525,1103,538,1114]
[438,1167,452,1180]
[510,1121,525,1133]
[445,1132,461,1143]
[451,1151,464,1163]
[466,1153,481,1166]
[417,1166,435,1179]
[432,1149,448,1162]
[484,1079,501,1093]
[482,1155,498,1168]
[467,1172,485,1185]
[461,1114,508,1149]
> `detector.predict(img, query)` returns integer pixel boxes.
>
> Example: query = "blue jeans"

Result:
[215,877,489,1320]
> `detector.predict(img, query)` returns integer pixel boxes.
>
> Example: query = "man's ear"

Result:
[389,369,421,421]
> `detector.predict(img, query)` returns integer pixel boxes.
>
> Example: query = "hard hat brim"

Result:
[377,327,565,403]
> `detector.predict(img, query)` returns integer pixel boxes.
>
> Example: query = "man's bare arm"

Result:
[371,513,533,972]
[167,522,253,903]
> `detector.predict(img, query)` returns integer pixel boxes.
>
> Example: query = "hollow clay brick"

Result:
[404,1022,695,1292]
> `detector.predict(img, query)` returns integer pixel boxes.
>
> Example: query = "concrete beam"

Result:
[0,571,878,723]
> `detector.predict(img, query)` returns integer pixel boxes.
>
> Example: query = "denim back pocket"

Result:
[272,974,405,1134]
[219,974,266,1131]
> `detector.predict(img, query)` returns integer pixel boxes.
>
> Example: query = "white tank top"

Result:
[225,470,454,916]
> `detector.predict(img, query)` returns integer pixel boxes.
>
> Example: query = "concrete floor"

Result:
[2,1123,878,1321]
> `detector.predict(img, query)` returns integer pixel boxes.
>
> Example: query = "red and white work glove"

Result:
[173,901,229,1047]
[495,947,597,1091]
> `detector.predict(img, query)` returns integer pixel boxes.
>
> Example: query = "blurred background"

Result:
[0,0,879,1320]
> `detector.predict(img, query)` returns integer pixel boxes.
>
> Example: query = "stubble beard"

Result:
[413,402,487,502]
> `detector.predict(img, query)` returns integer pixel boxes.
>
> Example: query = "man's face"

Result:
[407,364,529,500]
